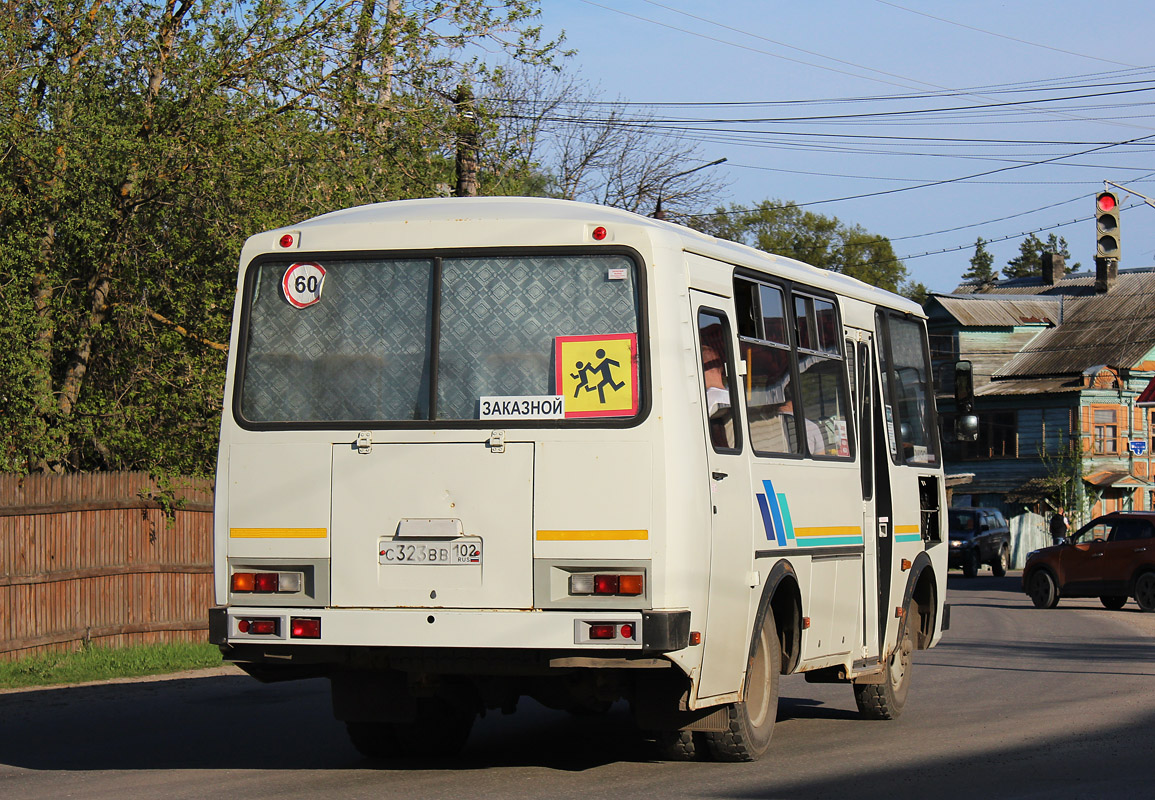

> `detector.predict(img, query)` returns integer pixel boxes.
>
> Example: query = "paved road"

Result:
[3,572,1153,799]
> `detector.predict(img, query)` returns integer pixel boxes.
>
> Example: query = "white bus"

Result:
[210,197,948,762]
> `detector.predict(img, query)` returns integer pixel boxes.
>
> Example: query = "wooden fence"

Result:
[0,472,214,662]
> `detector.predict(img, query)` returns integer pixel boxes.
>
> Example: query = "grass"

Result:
[0,642,224,690]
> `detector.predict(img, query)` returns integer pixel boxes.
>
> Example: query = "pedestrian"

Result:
[1049,507,1070,545]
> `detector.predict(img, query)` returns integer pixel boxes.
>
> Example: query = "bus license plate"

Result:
[378,539,483,566]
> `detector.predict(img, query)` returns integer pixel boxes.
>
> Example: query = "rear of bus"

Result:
[209,198,702,755]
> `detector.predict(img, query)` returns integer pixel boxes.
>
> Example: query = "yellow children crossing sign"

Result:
[554,333,639,418]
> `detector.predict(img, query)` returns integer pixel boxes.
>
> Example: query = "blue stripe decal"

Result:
[763,480,786,543]
[756,492,778,544]
[778,494,796,541]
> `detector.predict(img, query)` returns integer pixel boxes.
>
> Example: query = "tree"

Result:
[692,200,909,293]
[963,237,997,284]
[0,0,563,475]
[481,65,726,214]
[1003,233,1079,279]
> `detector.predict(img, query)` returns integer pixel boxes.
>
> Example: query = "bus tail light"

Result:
[589,624,616,639]
[237,617,279,635]
[291,617,321,639]
[231,571,304,594]
[578,621,638,643]
[569,573,645,597]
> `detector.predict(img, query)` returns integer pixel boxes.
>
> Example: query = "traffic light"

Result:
[1095,190,1121,260]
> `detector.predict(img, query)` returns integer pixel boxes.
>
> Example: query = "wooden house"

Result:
[926,259,1155,527]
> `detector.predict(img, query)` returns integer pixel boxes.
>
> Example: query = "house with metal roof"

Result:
[926,257,1155,539]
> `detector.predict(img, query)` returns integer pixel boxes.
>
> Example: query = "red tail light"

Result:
[588,624,616,640]
[291,617,321,639]
[237,618,279,635]
[254,573,279,592]
[593,575,619,595]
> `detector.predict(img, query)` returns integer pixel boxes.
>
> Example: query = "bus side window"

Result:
[698,310,740,452]
[794,295,852,458]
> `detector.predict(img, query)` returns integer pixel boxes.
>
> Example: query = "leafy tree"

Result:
[1003,233,1079,279]
[692,200,909,293]
[963,237,997,284]
[0,0,562,475]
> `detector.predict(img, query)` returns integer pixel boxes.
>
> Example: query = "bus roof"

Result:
[266,196,921,316]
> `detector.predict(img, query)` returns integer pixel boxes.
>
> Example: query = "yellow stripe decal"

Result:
[894,524,921,534]
[793,526,863,539]
[536,529,649,541]
[230,527,327,539]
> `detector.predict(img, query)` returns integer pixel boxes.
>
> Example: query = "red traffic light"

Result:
[1096,191,1117,212]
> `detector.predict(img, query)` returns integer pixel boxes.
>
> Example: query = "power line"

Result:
[873,0,1140,68]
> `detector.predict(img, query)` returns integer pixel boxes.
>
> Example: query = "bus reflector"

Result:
[238,618,279,635]
[588,624,616,639]
[619,623,634,639]
[291,617,321,639]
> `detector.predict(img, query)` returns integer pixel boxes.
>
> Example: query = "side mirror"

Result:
[956,414,979,441]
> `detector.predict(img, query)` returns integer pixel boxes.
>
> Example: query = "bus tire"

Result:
[854,604,914,720]
[653,729,700,761]
[345,698,475,760]
[703,612,780,762]
[345,721,397,760]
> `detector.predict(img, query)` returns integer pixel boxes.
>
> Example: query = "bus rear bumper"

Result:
[209,606,689,652]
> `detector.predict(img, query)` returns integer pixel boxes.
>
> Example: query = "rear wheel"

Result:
[1027,570,1060,609]
[854,604,914,720]
[992,546,1009,577]
[702,612,780,762]
[1099,595,1127,610]
[1135,572,1155,613]
[345,697,476,760]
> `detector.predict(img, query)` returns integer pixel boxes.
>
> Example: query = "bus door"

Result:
[691,294,755,700]
[849,330,884,661]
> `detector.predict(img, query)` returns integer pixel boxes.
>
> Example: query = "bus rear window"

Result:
[236,253,641,425]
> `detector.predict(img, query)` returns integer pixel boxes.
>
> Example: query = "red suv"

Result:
[1023,511,1155,611]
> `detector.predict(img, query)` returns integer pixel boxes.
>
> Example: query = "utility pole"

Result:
[454,84,479,198]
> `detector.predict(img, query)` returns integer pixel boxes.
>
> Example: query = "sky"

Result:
[535,0,1155,294]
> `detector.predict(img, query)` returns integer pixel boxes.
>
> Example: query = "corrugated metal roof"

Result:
[954,266,1155,297]
[943,269,1155,378]
[993,272,1155,377]
[933,295,1059,328]
[976,378,1081,396]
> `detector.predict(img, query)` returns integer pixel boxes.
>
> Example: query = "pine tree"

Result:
[962,237,997,283]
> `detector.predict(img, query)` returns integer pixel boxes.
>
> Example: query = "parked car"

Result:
[1022,511,1155,612]
[948,507,1011,578]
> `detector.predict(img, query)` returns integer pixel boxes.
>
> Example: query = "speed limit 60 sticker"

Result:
[282,262,326,308]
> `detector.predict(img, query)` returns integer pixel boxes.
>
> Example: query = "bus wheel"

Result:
[345,698,475,760]
[652,729,701,761]
[703,612,780,762]
[854,605,914,720]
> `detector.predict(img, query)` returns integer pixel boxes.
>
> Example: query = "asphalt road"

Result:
[2,572,1153,800]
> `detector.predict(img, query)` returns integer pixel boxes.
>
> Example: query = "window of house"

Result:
[1093,408,1118,454]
